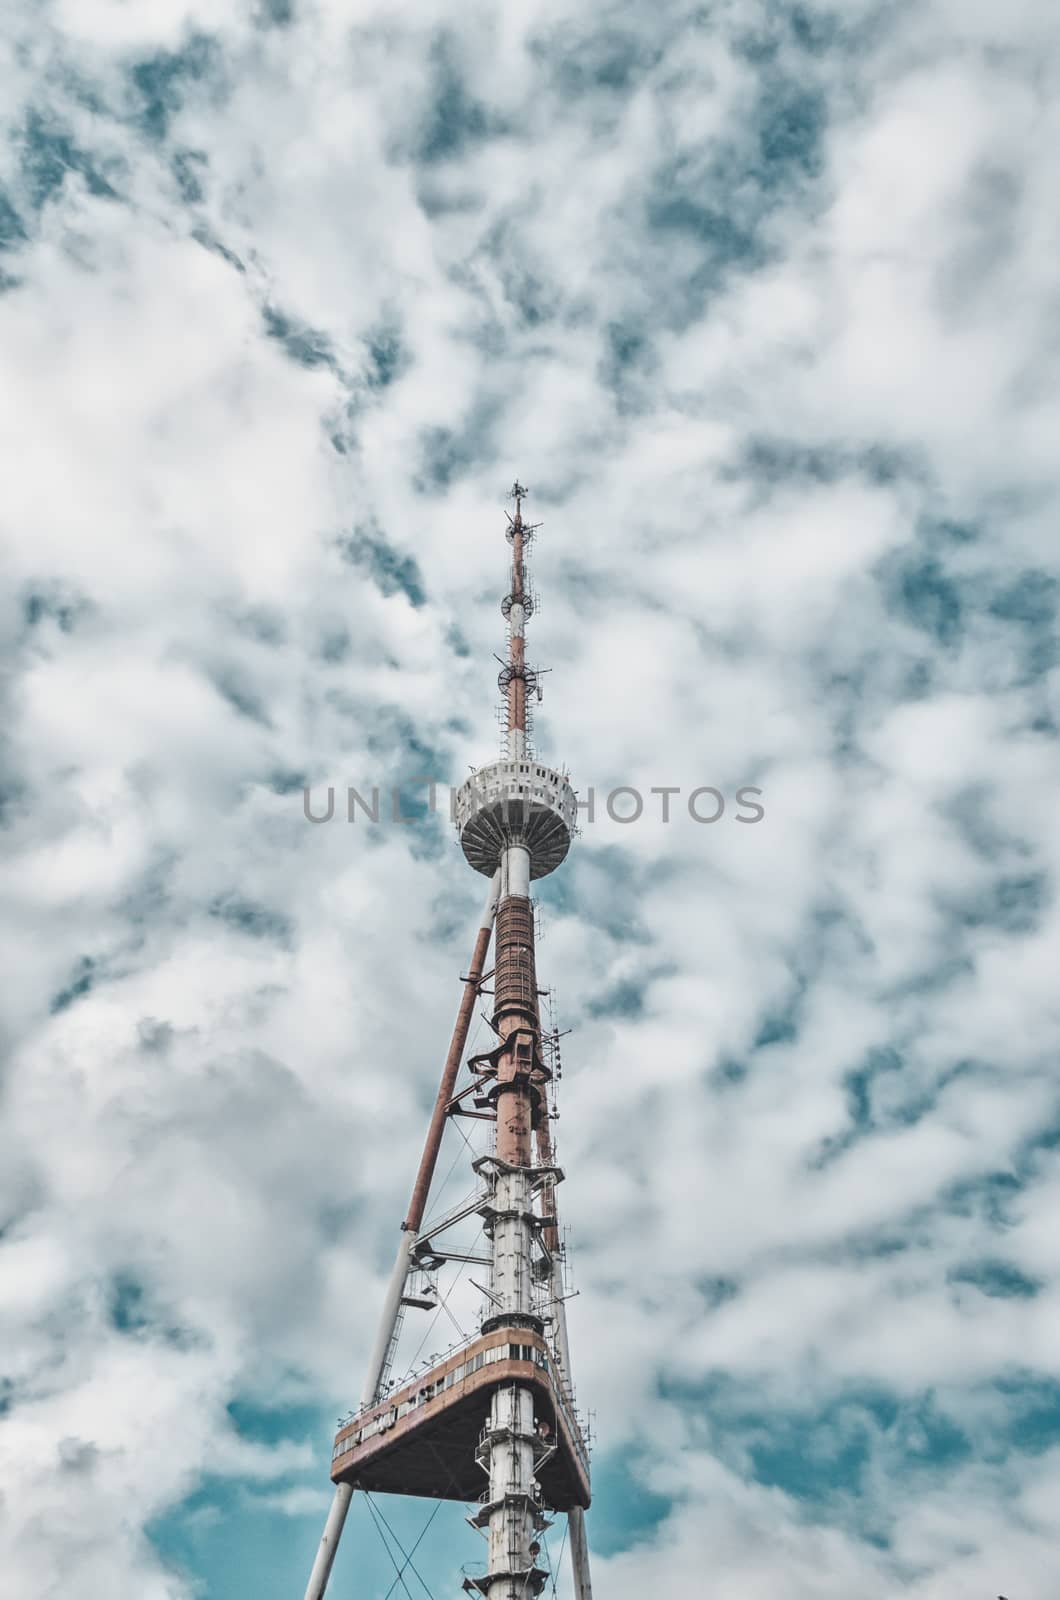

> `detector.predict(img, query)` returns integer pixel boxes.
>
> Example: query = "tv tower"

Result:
[303,484,593,1600]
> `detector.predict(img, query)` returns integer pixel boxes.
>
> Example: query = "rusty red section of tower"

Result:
[302,485,592,1600]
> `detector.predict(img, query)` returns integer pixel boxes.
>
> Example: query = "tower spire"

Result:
[500,480,542,762]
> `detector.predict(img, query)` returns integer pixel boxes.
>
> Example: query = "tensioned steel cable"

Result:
[542,1517,570,1599]
[419,1010,488,1234]
[364,1492,437,1600]
[377,1494,446,1600]
[393,1031,492,1381]
[399,1217,486,1376]
[361,1493,423,1600]
[400,1097,492,1367]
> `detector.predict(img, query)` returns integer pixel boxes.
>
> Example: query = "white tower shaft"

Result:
[482,842,543,1600]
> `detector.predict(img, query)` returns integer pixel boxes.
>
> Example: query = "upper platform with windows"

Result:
[454,760,577,880]
[331,1323,590,1510]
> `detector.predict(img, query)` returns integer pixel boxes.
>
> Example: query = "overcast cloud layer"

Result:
[2,2,1060,1597]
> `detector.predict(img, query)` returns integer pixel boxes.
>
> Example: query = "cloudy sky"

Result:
[2,1,1060,1596]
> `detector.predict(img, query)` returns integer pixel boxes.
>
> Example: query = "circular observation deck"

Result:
[454,759,577,880]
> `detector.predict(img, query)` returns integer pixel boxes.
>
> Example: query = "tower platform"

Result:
[454,760,577,880]
[330,1324,590,1511]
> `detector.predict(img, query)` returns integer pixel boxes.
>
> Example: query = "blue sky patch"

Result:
[340,528,427,608]
[49,955,97,1014]
[19,109,119,209]
[263,306,337,373]
[414,34,504,165]
[209,895,294,947]
[128,35,223,142]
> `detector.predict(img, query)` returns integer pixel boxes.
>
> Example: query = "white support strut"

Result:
[302,1231,416,1600]
[302,1481,354,1600]
[568,1508,593,1600]
[548,1230,593,1600]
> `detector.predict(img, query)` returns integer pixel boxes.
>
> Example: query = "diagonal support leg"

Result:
[568,1506,593,1600]
[301,871,500,1600]
[303,1229,416,1600]
[303,1483,354,1600]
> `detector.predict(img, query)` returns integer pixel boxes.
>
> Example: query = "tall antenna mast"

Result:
[302,485,591,1600]
[499,480,542,762]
